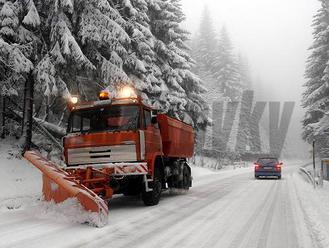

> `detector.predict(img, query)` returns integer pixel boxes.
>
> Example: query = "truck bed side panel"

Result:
[157,114,194,158]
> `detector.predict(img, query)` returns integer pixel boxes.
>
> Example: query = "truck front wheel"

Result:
[142,167,162,206]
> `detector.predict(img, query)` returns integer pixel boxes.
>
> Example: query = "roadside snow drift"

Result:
[0,141,107,227]
[37,199,108,228]
[0,141,41,211]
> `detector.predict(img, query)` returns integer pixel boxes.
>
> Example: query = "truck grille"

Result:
[67,145,137,166]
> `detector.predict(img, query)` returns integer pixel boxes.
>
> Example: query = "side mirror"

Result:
[151,116,158,125]
[253,162,258,165]
[280,162,283,165]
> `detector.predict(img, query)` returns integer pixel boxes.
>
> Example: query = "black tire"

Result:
[142,167,162,206]
[255,175,258,179]
[179,164,191,190]
[278,175,281,180]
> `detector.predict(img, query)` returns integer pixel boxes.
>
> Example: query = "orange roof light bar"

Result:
[117,86,137,98]
[99,90,110,100]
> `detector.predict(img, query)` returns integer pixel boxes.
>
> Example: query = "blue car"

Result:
[254,158,282,179]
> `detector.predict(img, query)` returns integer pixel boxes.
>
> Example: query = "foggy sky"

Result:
[181,0,321,158]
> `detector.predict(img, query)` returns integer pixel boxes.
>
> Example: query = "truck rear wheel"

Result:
[179,164,191,190]
[142,167,162,206]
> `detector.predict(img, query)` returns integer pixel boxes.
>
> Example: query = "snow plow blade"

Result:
[24,151,109,227]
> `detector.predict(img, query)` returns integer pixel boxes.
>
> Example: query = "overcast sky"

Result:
[181,0,321,157]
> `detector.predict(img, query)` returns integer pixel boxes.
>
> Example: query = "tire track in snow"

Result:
[110,182,241,248]
[227,164,302,248]
[282,175,299,248]
[195,177,274,248]
[194,180,263,247]
[155,177,261,248]
[227,180,279,248]
[255,182,281,248]
[11,173,249,248]
[5,179,230,248]
[77,174,250,248]
[239,179,286,248]
[83,163,302,247]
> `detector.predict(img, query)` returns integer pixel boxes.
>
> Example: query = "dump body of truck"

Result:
[24,92,194,227]
[157,114,194,158]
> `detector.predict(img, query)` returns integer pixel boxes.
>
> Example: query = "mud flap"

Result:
[24,151,109,227]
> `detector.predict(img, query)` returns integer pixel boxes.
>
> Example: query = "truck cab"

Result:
[64,97,161,170]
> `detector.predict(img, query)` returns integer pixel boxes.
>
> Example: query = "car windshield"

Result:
[257,158,279,165]
[68,105,140,133]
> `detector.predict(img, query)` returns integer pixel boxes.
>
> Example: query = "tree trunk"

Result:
[23,73,34,152]
[21,79,28,136]
[1,95,5,139]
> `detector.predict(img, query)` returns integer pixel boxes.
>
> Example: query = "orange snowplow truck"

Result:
[24,87,194,227]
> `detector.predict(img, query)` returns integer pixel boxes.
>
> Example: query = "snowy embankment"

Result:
[0,140,105,226]
[0,141,41,211]
[293,172,329,247]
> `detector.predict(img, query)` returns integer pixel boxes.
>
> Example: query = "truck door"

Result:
[143,109,162,162]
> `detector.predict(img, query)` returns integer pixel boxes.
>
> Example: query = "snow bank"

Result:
[293,173,329,247]
[191,155,251,171]
[191,166,215,177]
[190,158,254,188]
[0,139,108,227]
[0,139,41,211]
[191,158,252,179]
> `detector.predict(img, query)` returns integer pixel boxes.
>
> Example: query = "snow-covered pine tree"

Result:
[32,0,86,121]
[189,6,225,158]
[190,5,223,107]
[0,0,36,98]
[214,27,242,101]
[76,0,130,88]
[237,54,252,90]
[1,0,210,136]
[115,0,162,102]
[0,0,131,124]
[302,0,329,155]
[0,1,19,41]
[33,0,131,122]
[191,6,218,76]
[0,0,42,143]
[148,0,209,129]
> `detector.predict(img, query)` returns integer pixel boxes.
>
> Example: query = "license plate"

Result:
[264,167,272,170]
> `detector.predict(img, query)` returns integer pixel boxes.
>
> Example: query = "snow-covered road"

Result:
[0,162,322,248]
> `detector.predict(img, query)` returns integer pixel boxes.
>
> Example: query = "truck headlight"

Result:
[70,96,79,104]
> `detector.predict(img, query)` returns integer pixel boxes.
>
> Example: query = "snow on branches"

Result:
[0,2,18,39]
[22,1,40,28]
[0,0,209,130]
[302,0,329,154]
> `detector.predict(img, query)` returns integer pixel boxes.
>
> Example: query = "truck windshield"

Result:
[68,105,140,133]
